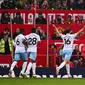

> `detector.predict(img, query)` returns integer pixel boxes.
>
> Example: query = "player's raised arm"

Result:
[75,25,85,36]
[52,24,61,35]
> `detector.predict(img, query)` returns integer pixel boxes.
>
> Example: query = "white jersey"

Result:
[15,34,26,53]
[26,33,41,52]
[60,33,77,50]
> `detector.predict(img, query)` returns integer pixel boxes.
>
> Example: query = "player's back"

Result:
[15,34,26,53]
[60,33,77,50]
[26,33,41,52]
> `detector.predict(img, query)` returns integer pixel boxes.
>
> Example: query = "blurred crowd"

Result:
[0,0,85,10]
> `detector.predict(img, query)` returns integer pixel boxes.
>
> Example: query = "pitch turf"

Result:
[0,78,85,85]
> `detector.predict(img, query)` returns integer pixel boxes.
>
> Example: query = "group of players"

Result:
[9,25,85,78]
[9,28,41,78]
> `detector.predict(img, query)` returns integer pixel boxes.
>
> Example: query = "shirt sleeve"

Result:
[72,34,77,38]
[60,34,64,39]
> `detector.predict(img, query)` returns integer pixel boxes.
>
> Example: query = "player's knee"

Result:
[30,59,35,63]
[64,60,70,63]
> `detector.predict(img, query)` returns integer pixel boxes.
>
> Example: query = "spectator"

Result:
[28,17,33,24]
[53,15,63,24]
[67,0,76,10]
[30,0,40,10]
[1,12,10,24]
[64,15,73,24]
[75,0,85,10]
[75,15,85,24]
[41,0,49,9]
[53,0,62,10]
[62,0,68,10]
[13,28,20,39]
[71,45,84,67]
[52,29,62,40]
[12,12,24,24]
[49,44,57,67]
[36,26,46,40]
[1,0,9,9]
[1,28,10,38]
[37,0,43,8]
[48,0,55,9]
[8,0,16,9]
[35,12,47,24]
[0,0,4,8]
[15,0,22,9]
[74,0,78,4]
[22,1,30,9]
[0,33,12,54]
[49,44,56,54]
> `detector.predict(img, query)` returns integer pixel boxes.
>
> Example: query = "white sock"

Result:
[10,61,17,71]
[66,63,70,75]
[21,62,27,74]
[32,63,36,75]
[26,62,32,74]
[58,61,66,70]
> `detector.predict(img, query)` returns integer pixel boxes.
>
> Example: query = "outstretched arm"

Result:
[76,25,85,36]
[52,24,61,35]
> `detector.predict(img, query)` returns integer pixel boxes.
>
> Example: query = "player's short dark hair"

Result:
[31,27,36,33]
[20,28,25,34]
[63,28,71,34]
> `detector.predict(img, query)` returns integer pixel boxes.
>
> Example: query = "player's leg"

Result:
[20,52,28,78]
[26,52,37,78]
[9,53,20,77]
[20,52,28,74]
[32,62,36,76]
[56,50,72,75]
[56,50,66,75]
[65,50,73,77]
[26,52,32,75]
[56,60,67,75]
[31,52,37,76]
[66,63,72,77]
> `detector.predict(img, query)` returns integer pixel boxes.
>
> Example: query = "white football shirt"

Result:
[15,34,26,53]
[60,33,77,50]
[26,33,41,52]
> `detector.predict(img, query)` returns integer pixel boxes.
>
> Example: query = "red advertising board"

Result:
[0,10,85,24]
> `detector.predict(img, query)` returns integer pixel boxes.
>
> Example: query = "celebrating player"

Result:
[25,27,41,78]
[53,24,85,77]
[9,29,28,78]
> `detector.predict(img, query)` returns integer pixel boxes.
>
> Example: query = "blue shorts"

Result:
[14,52,28,61]
[60,50,73,61]
[28,52,37,61]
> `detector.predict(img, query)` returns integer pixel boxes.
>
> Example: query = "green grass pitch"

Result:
[0,78,85,85]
